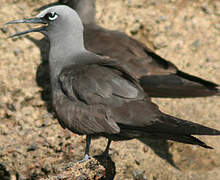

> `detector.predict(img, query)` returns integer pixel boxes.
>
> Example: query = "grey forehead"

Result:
[36,5,75,18]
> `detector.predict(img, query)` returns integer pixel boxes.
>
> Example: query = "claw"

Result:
[78,154,92,163]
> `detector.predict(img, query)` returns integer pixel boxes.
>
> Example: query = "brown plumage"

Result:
[56,58,220,150]
[7,5,220,162]
[60,0,220,98]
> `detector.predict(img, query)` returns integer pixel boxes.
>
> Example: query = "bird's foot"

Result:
[78,154,92,163]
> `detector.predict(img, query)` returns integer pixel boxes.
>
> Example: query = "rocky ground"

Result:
[0,0,219,179]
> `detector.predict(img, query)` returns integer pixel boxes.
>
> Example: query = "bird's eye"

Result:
[45,12,58,21]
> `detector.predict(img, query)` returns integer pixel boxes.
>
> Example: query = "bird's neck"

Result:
[48,32,85,87]
[70,0,96,25]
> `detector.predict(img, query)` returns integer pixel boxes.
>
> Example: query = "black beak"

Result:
[5,18,48,38]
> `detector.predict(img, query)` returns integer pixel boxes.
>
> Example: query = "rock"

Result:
[6,103,16,112]
[1,27,7,34]
[132,169,147,180]
[27,144,37,152]
[201,4,210,14]
[153,35,168,49]
[44,158,105,180]
[130,21,144,35]
[190,39,200,51]
[13,48,20,56]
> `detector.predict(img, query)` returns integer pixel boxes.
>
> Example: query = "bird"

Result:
[58,0,220,98]
[6,5,220,162]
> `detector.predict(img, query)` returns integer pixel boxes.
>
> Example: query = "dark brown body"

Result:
[84,24,219,98]
[59,0,219,98]
[53,55,220,149]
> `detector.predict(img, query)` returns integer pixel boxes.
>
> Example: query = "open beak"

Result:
[5,18,48,38]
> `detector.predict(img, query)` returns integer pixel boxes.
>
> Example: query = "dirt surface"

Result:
[0,0,219,179]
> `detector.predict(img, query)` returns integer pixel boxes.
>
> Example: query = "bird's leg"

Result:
[65,136,92,168]
[78,135,92,163]
[102,139,112,157]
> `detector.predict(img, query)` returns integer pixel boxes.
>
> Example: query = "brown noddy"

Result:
[58,0,220,98]
[6,5,220,162]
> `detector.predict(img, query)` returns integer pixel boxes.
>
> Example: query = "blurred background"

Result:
[0,0,219,179]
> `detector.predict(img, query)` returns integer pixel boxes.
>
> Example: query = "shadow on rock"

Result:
[139,138,179,169]
[0,164,10,180]
[25,36,52,112]
[94,155,116,180]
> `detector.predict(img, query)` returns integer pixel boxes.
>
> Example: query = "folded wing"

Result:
[58,60,220,148]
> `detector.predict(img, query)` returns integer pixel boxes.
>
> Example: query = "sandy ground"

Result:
[0,0,219,179]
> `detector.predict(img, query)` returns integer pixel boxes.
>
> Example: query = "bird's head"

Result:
[5,5,84,40]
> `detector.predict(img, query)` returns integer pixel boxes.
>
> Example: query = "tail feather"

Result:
[119,113,220,136]
[167,135,213,149]
[140,71,219,98]
[158,114,220,136]
[119,113,220,149]
[133,114,220,136]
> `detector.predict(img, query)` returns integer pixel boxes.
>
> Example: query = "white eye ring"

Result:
[48,12,58,21]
